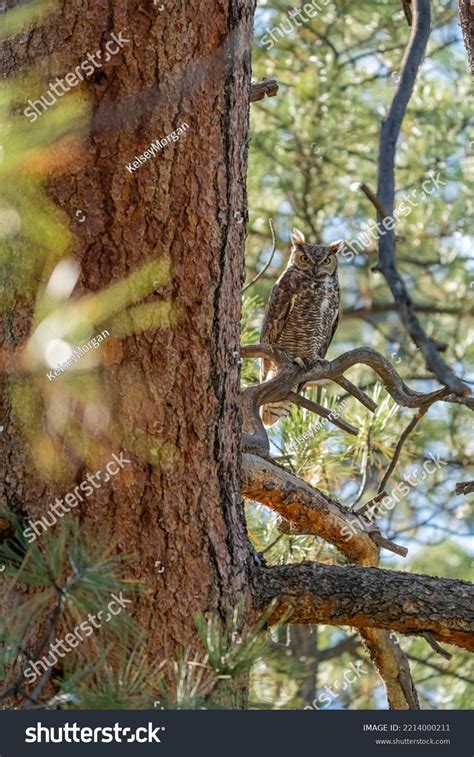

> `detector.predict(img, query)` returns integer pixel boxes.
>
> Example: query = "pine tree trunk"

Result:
[1,0,257,705]
[458,0,474,72]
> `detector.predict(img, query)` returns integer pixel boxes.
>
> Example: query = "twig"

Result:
[455,481,474,495]
[359,182,389,220]
[406,653,473,683]
[351,490,388,516]
[370,532,408,558]
[343,302,464,319]
[351,421,373,508]
[260,534,284,556]
[286,391,359,436]
[401,0,413,26]
[243,219,277,293]
[250,78,279,102]
[378,407,428,494]
[422,631,453,661]
[333,376,377,412]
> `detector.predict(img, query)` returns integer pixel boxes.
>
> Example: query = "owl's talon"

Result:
[293,357,306,368]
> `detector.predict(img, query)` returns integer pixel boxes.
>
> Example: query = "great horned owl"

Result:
[260,228,344,427]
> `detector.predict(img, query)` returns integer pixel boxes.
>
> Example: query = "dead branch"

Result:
[343,302,466,319]
[359,182,389,219]
[351,490,387,516]
[374,0,468,396]
[333,375,377,412]
[370,532,408,558]
[402,0,413,25]
[241,344,472,455]
[359,628,419,709]
[422,631,453,661]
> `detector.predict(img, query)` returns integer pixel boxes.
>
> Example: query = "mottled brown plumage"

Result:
[260,229,344,427]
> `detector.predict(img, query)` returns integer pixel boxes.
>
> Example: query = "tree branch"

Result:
[243,453,380,564]
[455,481,474,495]
[243,454,418,708]
[286,391,359,436]
[255,563,474,652]
[250,78,279,102]
[243,219,277,293]
[241,346,472,457]
[375,0,468,396]
[342,302,466,319]
[377,407,428,494]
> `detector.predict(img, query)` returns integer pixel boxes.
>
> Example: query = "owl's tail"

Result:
[261,400,291,428]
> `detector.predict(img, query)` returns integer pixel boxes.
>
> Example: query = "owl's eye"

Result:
[301,254,309,263]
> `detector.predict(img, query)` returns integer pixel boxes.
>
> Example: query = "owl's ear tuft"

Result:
[291,228,306,247]
[328,239,346,255]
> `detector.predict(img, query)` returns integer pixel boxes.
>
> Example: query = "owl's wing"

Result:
[260,277,295,381]
[318,312,339,359]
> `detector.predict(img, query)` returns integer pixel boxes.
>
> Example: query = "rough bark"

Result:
[256,563,474,652]
[0,0,257,693]
[458,0,474,72]
[243,454,379,565]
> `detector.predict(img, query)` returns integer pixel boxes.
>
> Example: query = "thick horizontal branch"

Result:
[255,563,474,652]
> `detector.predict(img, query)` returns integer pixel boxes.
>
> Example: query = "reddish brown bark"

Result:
[0,0,257,680]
